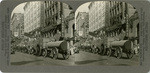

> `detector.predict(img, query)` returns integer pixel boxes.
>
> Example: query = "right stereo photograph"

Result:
[74,1,139,66]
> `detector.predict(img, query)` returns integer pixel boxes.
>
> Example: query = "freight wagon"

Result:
[90,37,134,59]
[27,37,71,60]
[104,37,134,59]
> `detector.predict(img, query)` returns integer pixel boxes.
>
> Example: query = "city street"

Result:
[10,52,75,66]
[75,51,139,66]
[11,50,139,66]
[10,1,139,66]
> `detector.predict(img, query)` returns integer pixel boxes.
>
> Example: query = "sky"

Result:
[75,2,91,26]
[9,1,90,27]
[11,2,26,18]
[10,1,90,25]
[75,2,91,19]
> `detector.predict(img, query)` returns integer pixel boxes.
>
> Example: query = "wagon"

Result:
[90,39,105,54]
[106,40,134,59]
[42,40,70,60]
[27,37,71,60]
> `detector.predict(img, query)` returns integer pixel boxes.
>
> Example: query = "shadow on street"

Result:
[11,60,43,65]
[75,59,107,65]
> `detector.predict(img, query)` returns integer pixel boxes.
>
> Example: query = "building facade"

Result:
[88,1,139,40]
[64,11,75,45]
[88,1,139,53]
[81,14,89,38]
[24,1,44,37]
[64,11,75,38]
[11,13,24,38]
[88,1,109,34]
[76,12,89,37]
[41,1,73,41]
[106,1,139,45]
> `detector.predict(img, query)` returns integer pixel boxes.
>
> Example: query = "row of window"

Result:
[110,3,126,18]
[44,1,63,28]
[24,2,42,33]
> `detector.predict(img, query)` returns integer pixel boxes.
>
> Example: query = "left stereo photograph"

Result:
[10,1,76,66]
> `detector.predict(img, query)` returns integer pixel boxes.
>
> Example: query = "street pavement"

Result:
[10,52,75,66]
[10,51,139,66]
[75,51,139,66]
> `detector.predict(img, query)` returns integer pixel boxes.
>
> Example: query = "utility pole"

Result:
[61,2,64,37]
[125,3,129,39]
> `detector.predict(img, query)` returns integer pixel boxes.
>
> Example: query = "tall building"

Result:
[24,1,44,37]
[81,14,89,38]
[88,1,139,50]
[41,1,73,41]
[76,12,89,37]
[88,1,109,34]
[10,13,24,38]
[64,11,75,45]
[88,1,138,39]
[106,1,139,47]
[64,11,75,38]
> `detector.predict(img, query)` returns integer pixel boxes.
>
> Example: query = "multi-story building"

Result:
[88,1,139,53]
[24,1,44,37]
[64,11,75,45]
[81,14,89,38]
[88,1,139,39]
[41,1,73,41]
[76,12,89,37]
[10,13,24,38]
[88,1,109,37]
[106,1,139,46]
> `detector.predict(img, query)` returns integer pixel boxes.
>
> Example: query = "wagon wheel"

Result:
[29,48,33,54]
[101,45,106,55]
[127,50,134,59]
[25,48,28,53]
[91,48,94,53]
[94,48,97,54]
[97,48,102,54]
[38,49,42,56]
[62,51,70,60]
[95,47,100,54]
[52,47,58,59]
[106,48,112,57]
[36,45,42,56]
[91,45,95,53]
[116,47,122,59]
[30,48,35,55]
[42,49,47,57]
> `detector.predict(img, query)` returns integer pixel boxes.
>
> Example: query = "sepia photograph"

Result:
[10,1,139,66]
[74,1,139,66]
[10,1,76,66]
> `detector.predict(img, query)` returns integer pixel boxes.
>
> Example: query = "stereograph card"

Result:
[0,0,150,73]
